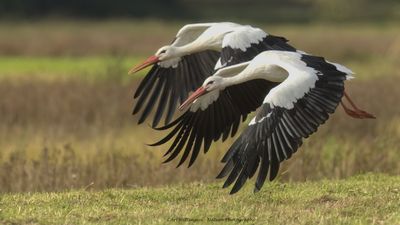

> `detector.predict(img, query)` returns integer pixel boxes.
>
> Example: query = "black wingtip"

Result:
[229,188,239,195]
[137,116,146,125]
[151,120,159,129]
[152,114,184,131]
[215,172,225,179]
[229,184,242,195]
[269,162,280,181]
[176,158,186,168]
[147,140,166,147]
[216,160,234,179]
[187,159,195,168]
[132,102,142,116]
[132,108,139,116]
[222,183,230,189]
[269,171,278,182]
[162,156,174,164]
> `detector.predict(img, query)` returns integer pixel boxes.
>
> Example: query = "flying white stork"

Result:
[152,50,375,194]
[129,22,297,127]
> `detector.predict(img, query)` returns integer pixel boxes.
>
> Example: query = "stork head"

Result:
[179,76,224,110]
[202,76,225,92]
[155,45,179,61]
[128,45,178,74]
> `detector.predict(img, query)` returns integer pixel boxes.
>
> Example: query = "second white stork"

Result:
[129,22,297,127]
[152,50,375,194]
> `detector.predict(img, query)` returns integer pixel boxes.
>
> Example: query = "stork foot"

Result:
[342,106,376,119]
[341,91,375,119]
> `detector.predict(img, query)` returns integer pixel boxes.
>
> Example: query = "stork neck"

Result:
[221,74,252,88]
[175,42,207,57]
[221,64,289,88]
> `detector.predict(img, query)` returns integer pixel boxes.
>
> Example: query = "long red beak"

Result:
[128,55,159,74]
[179,86,208,111]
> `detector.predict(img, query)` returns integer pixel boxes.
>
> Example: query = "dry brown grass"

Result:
[0,76,398,192]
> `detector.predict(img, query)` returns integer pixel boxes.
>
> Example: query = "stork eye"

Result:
[206,81,214,85]
[160,49,166,54]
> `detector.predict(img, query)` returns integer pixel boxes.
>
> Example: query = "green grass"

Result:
[0,56,144,81]
[1,174,399,224]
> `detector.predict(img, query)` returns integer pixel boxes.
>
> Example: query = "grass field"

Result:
[1,174,399,224]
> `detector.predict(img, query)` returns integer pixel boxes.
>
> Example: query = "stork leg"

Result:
[341,101,364,119]
[341,91,375,119]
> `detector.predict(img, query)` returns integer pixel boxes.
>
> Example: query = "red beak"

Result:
[128,55,159,74]
[179,86,208,111]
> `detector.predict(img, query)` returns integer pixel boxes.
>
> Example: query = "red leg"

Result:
[342,91,376,119]
[341,101,364,119]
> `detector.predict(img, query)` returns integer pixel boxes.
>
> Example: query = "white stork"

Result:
[151,51,375,194]
[129,22,297,127]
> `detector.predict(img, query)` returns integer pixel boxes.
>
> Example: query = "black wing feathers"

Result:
[133,50,220,127]
[151,79,279,168]
[220,35,297,67]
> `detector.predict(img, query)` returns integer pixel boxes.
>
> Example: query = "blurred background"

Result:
[0,0,399,192]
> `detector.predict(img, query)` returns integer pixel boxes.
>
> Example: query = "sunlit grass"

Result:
[1,174,399,224]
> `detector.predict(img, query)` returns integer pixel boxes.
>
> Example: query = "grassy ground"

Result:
[1,174,399,224]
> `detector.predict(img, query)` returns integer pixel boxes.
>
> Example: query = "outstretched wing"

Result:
[150,79,279,168]
[133,23,218,127]
[217,53,352,194]
[217,26,297,69]
[133,50,220,127]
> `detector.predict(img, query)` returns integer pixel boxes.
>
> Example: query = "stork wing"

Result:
[173,23,216,47]
[217,54,352,194]
[133,23,218,127]
[133,50,220,127]
[217,27,297,69]
[150,79,279,168]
